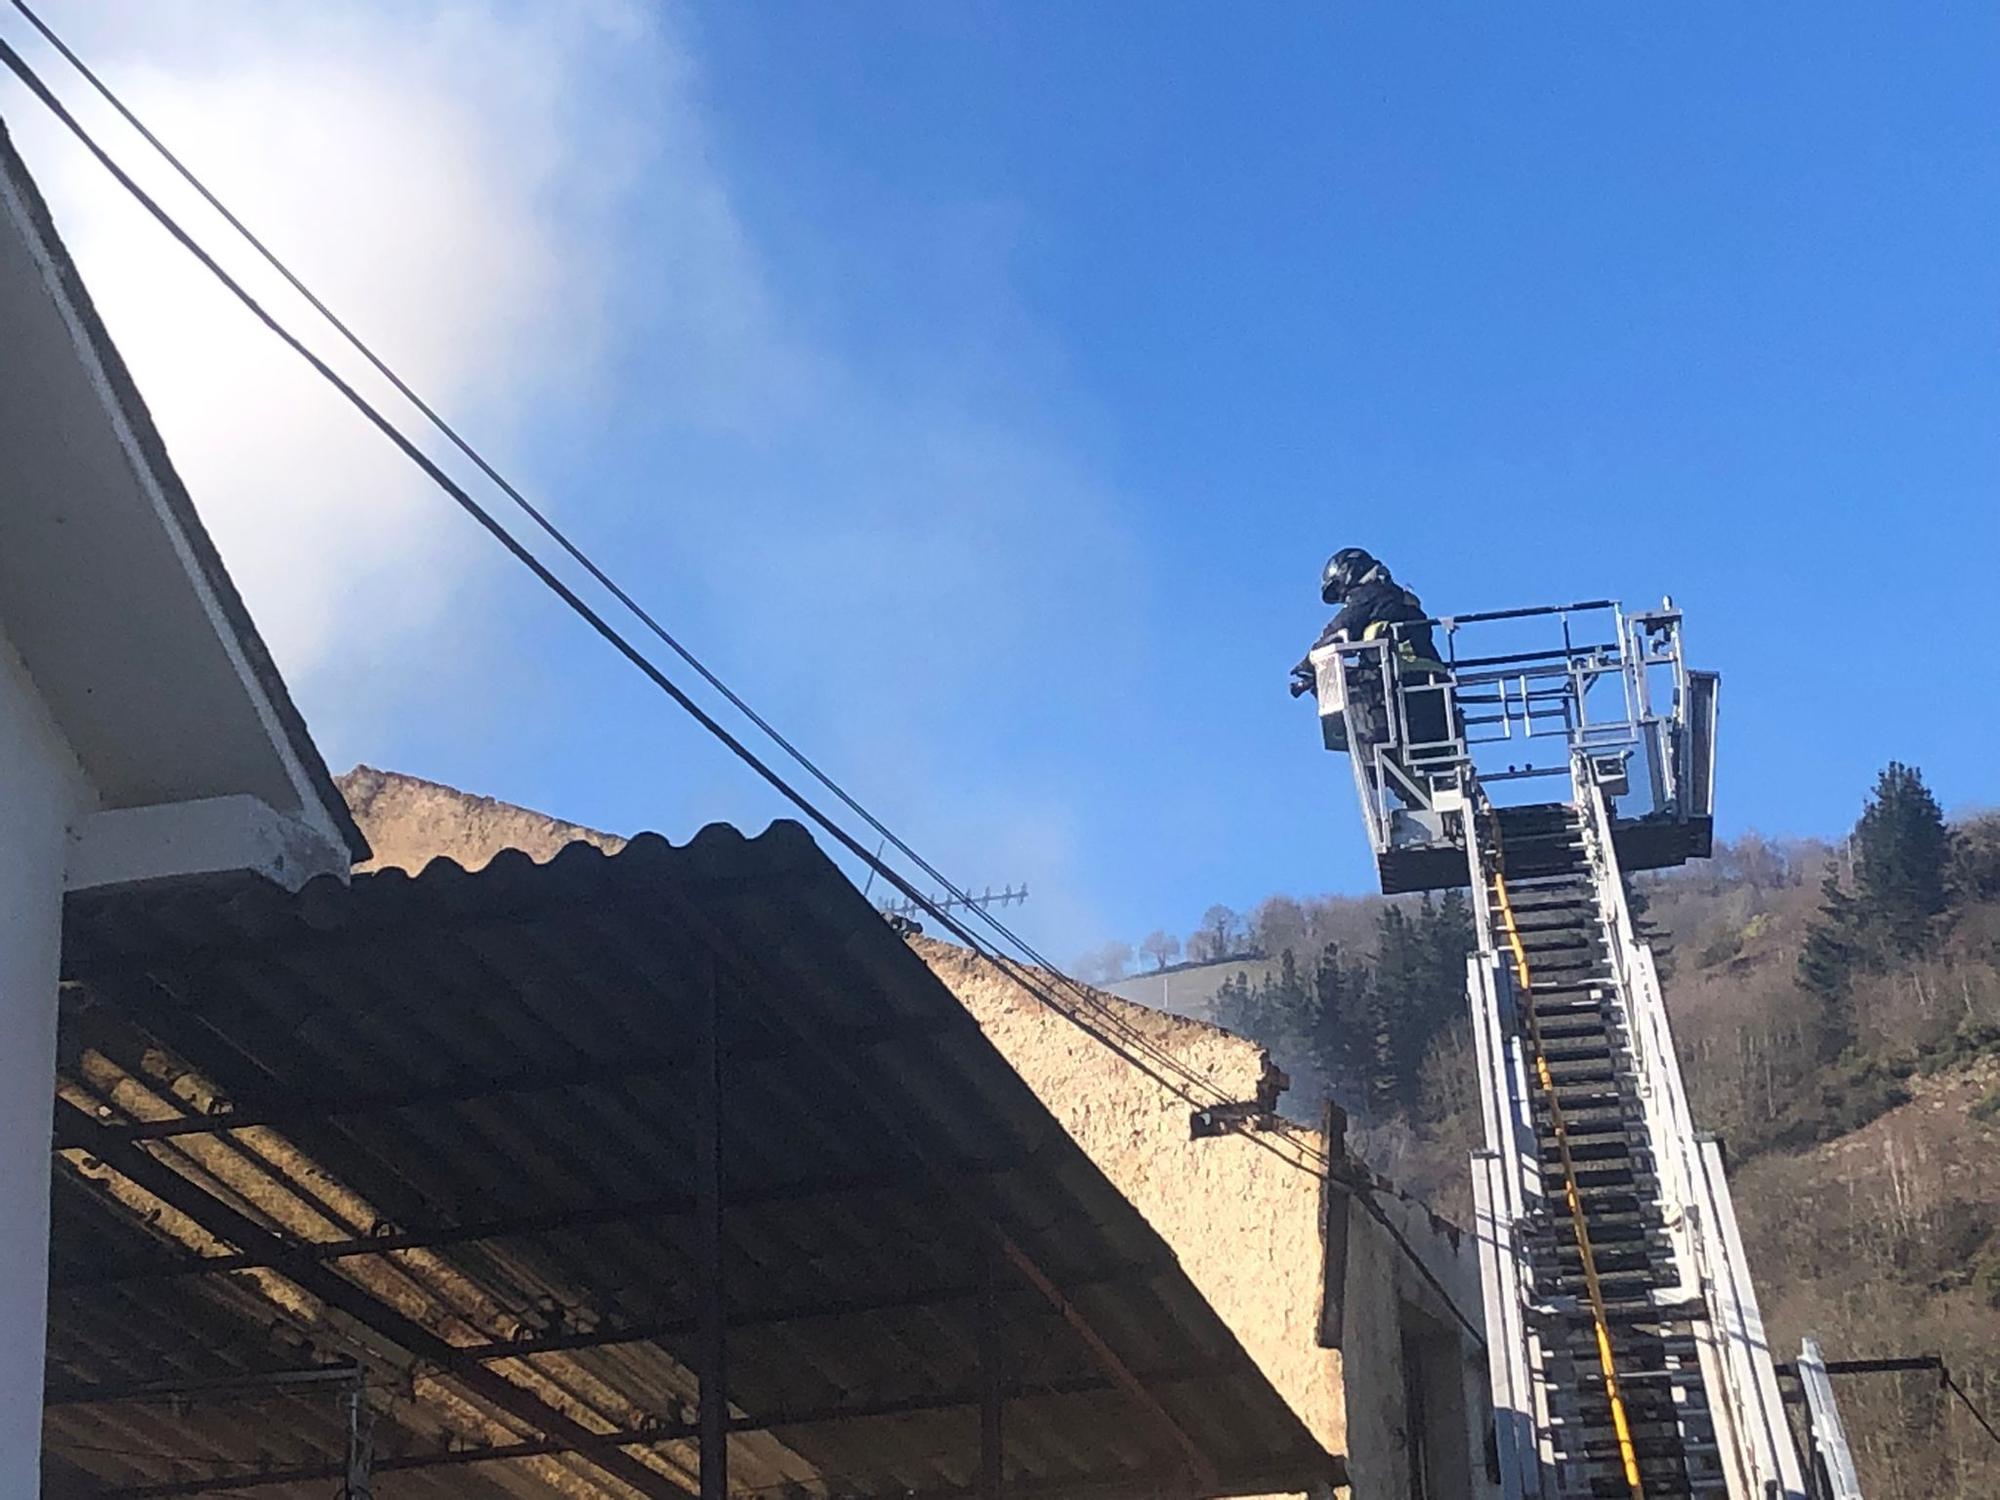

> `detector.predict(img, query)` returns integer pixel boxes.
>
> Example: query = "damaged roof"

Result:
[46,820,1337,1499]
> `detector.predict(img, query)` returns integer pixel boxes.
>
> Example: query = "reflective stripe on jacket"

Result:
[1360,618,1451,676]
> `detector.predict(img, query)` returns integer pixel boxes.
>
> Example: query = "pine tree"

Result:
[1796,761,1954,1056]
[1798,870,1860,1059]
[1434,886,1474,949]
[1423,889,1476,1026]
[1307,940,1375,1119]
[1249,948,1314,1070]
[1371,904,1429,1114]
[1794,762,1952,1061]
[1212,970,1258,1038]
[1852,761,1953,955]
[1402,890,1476,1124]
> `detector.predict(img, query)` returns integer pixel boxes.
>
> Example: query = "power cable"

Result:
[0,27,1486,1339]
[0,29,1439,1352]
[0,0,1300,1163]
[0,22,1472,1338]
[1942,1364,2000,1451]
[5,0,1339,1190]
[0,28,1023,1023]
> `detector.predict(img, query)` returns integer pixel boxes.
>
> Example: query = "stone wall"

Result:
[915,940,1347,1462]
[337,766,627,873]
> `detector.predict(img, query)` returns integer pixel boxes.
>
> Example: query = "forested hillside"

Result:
[1659,769,2000,1498]
[1103,764,2000,1496]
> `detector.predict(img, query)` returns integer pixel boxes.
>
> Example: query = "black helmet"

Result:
[1321,547,1381,605]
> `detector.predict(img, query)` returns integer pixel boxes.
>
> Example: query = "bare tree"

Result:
[1249,895,1307,958]
[1720,831,1788,890]
[1188,905,1242,964]
[1139,929,1182,971]
[1072,940,1134,985]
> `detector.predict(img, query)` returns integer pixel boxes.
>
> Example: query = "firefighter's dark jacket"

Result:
[1296,578,1446,679]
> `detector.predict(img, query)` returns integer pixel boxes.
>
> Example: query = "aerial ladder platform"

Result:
[1309,599,1864,1500]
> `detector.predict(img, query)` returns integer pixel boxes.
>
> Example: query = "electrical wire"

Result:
[0,22,1471,1350]
[0,23,1491,1343]
[0,29,1014,1018]
[0,0,1335,1184]
[0,0,1315,1171]
[0,19,1475,1340]
[1943,1365,2000,1450]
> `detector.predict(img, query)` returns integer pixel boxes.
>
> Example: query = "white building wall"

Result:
[0,630,97,1490]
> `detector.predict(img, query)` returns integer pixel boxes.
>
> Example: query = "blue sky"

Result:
[13,3,2000,961]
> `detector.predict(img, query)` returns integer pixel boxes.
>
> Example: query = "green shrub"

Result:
[1916,1022,2000,1076]
[1814,1071,1913,1139]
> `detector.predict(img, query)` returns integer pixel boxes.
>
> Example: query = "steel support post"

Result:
[980,1244,1005,1500]
[643,884,1224,1496]
[697,954,728,1500]
[344,1373,375,1500]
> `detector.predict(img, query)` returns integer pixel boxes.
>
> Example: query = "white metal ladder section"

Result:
[1465,767,1813,1500]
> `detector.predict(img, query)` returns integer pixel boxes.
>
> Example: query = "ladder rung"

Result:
[1542,1138,1645,1161]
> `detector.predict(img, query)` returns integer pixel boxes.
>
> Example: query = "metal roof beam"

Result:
[995,1235,1219,1491]
[48,1261,1166,1394]
[82,1371,1288,1500]
[51,1098,695,1500]
[44,1360,360,1407]
[75,1012,978,1144]
[97,1455,1325,1500]
[453,1258,1161,1362]
[51,1150,1028,1290]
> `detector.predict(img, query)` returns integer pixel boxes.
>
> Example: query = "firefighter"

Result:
[1290,548,1450,752]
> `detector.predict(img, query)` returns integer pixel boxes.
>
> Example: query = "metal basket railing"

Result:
[1313,598,1716,864]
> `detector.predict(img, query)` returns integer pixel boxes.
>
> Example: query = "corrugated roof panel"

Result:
[47,822,1337,1499]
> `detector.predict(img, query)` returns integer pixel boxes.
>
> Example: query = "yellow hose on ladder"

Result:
[1489,865,1647,1500]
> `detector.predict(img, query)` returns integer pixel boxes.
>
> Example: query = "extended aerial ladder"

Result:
[1309,599,1857,1499]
